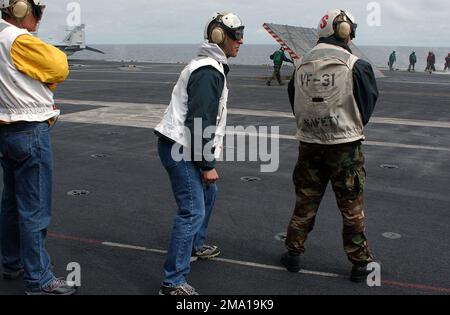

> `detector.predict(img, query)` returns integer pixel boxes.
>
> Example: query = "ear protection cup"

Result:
[335,21,351,39]
[333,12,352,40]
[210,27,225,45]
[10,0,30,20]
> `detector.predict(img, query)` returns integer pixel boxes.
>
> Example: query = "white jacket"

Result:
[155,42,229,158]
[0,20,59,122]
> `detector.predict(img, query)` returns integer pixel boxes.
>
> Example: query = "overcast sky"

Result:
[38,0,450,47]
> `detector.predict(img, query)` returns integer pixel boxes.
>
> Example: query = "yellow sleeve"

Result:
[11,34,69,84]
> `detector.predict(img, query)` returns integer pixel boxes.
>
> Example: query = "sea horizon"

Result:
[69,44,450,70]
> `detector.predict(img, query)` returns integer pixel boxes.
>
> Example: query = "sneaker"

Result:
[159,283,199,295]
[280,251,301,273]
[190,255,199,262]
[192,245,220,260]
[2,267,24,280]
[25,278,77,295]
[350,262,371,283]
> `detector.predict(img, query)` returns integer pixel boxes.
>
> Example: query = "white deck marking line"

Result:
[229,132,450,152]
[363,141,450,152]
[49,233,450,293]
[102,242,167,254]
[57,99,450,129]
[55,99,450,152]
[67,79,176,84]
[101,241,343,278]
[214,257,343,278]
[229,109,450,129]
[68,69,270,78]
[381,80,450,86]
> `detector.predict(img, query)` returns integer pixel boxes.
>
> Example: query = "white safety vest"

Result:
[0,20,58,122]
[293,43,364,145]
[155,56,228,158]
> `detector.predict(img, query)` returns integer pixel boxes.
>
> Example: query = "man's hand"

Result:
[202,169,219,184]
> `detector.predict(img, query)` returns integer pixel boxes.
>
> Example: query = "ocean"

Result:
[70,44,450,71]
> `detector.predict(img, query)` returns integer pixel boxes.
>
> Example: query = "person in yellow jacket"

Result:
[0,0,77,295]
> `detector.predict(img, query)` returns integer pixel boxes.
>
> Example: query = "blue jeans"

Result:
[158,138,218,287]
[0,122,55,290]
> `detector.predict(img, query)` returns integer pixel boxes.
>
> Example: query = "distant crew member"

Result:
[444,53,450,71]
[283,9,379,283]
[266,46,293,86]
[0,0,76,295]
[408,51,417,72]
[388,50,396,71]
[425,51,436,73]
[155,11,244,295]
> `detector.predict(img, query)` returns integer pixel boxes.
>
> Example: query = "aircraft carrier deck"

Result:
[1,60,449,295]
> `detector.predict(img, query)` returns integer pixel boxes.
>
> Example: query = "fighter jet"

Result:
[54,24,104,56]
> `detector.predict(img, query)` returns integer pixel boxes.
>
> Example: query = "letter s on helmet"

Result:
[318,9,357,40]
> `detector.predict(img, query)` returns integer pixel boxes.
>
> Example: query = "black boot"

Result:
[281,251,301,273]
[350,263,371,283]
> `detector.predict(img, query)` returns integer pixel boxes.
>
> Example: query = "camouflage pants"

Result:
[286,141,373,264]
[267,64,282,84]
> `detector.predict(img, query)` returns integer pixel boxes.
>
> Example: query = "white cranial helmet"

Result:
[204,11,245,42]
[318,9,357,40]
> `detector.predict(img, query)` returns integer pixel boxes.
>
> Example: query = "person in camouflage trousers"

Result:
[282,9,379,282]
[286,142,373,265]
[266,47,293,86]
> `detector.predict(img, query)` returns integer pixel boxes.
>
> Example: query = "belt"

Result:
[0,117,57,126]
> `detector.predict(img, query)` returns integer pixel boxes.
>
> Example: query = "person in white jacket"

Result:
[154,11,244,295]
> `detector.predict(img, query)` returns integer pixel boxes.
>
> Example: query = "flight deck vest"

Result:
[293,43,364,145]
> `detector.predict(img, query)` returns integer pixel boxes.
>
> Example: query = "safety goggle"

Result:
[32,5,45,20]
[350,23,357,39]
[340,10,357,39]
[226,26,245,41]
